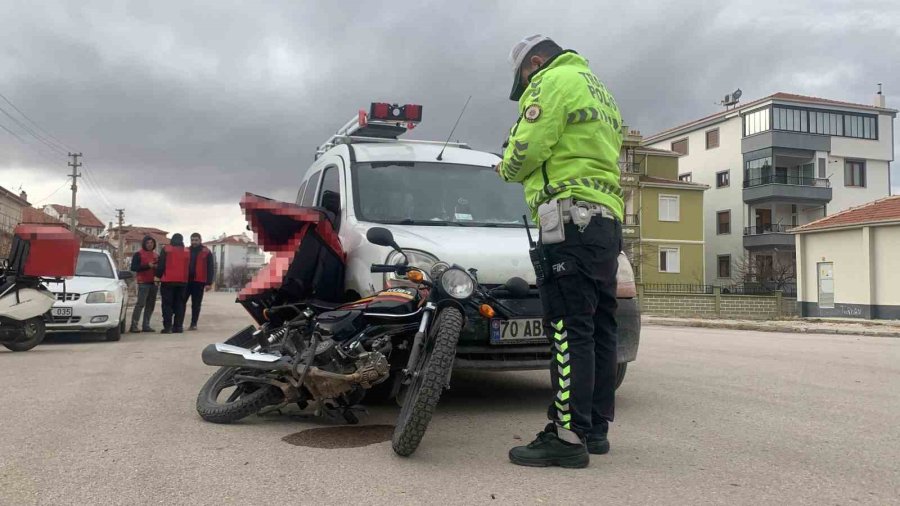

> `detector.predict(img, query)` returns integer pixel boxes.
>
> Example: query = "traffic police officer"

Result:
[498,35,624,468]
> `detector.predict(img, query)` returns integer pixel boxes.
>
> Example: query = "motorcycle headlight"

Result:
[440,268,475,299]
[385,250,439,287]
[86,291,117,304]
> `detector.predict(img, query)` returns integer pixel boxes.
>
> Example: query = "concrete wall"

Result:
[796,224,900,319]
[872,226,900,307]
[639,286,789,320]
[829,114,894,162]
[649,116,745,284]
[641,186,705,241]
[826,157,891,213]
[639,242,705,285]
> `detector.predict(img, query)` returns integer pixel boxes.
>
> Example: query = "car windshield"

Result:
[352,161,530,226]
[75,251,115,278]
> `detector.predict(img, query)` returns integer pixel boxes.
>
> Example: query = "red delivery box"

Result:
[11,225,80,278]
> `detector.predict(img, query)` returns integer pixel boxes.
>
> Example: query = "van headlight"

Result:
[385,250,439,286]
[86,291,117,304]
[440,268,475,299]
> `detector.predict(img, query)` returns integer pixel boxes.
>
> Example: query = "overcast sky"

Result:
[1,0,898,239]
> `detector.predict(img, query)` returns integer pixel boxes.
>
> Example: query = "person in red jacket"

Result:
[155,233,190,334]
[129,235,158,333]
[186,233,216,331]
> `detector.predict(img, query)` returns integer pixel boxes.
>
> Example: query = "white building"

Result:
[204,234,266,287]
[792,196,900,319]
[644,91,896,286]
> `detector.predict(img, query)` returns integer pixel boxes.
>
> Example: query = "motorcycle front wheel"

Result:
[196,366,283,424]
[3,318,46,352]
[391,306,463,457]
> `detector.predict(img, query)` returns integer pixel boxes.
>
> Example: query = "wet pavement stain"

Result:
[282,425,394,449]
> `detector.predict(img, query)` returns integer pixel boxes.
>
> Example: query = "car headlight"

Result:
[440,268,475,299]
[86,291,117,304]
[385,250,439,286]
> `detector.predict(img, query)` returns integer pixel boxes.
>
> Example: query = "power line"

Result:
[32,180,70,205]
[0,91,75,152]
[0,119,64,163]
[0,102,68,156]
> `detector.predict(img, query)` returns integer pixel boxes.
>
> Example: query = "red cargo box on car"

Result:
[12,225,79,277]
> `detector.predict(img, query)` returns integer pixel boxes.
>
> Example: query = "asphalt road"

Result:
[1,293,898,505]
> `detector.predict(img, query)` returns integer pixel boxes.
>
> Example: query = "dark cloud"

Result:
[2,0,898,209]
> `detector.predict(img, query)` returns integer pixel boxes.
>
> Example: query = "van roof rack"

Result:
[315,102,469,159]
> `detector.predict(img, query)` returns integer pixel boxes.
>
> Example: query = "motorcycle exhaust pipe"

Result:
[201,343,294,372]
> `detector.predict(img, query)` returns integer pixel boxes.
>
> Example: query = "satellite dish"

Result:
[733,89,743,100]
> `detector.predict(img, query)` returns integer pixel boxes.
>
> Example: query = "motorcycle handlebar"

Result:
[370,264,398,273]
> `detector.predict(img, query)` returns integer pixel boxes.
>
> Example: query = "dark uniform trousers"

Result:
[539,215,621,439]
[160,284,188,331]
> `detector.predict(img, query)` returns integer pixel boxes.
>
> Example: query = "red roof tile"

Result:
[644,91,896,143]
[204,234,258,246]
[47,204,105,228]
[792,196,900,232]
[22,207,64,225]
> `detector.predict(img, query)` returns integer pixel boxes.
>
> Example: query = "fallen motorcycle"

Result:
[197,205,527,456]
[0,225,78,352]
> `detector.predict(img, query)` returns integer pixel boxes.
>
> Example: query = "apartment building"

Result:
[644,92,896,286]
[620,129,709,284]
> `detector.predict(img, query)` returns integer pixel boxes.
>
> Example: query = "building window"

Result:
[771,105,876,139]
[745,157,773,186]
[716,170,730,188]
[716,210,731,235]
[844,160,866,187]
[743,107,770,136]
[658,195,680,222]
[659,247,680,273]
[678,173,692,182]
[671,138,688,156]
[717,255,731,279]
[705,128,719,149]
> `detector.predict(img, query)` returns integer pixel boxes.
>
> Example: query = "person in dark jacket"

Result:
[129,235,158,333]
[155,233,190,334]
[186,232,215,331]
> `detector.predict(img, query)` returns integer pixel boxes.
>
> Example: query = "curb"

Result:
[644,319,900,338]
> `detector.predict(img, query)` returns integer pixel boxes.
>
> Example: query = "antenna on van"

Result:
[437,95,472,161]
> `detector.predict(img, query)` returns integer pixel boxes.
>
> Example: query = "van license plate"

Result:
[490,318,546,344]
[52,307,73,317]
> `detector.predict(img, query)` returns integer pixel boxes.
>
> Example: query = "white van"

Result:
[295,103,639,385]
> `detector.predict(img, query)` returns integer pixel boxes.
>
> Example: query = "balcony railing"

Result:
[743,176,830,188]
[743,224,794,235]
[618,161,643,174]
[624,214,640,226]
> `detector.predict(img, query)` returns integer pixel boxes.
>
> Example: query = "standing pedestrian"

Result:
[129,235,158,333]
[186,232,215,331]
[155,233,190,334]
[497,35,624,468]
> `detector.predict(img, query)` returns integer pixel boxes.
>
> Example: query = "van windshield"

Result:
[352,161,530,227]
[75,251,115,279]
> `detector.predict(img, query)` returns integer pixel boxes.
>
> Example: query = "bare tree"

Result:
[226,265,252,289]
[733,252,796,291]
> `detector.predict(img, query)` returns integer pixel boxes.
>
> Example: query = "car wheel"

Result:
[119,318,126,333]
[106,325,122,342]
[614,363,628,390]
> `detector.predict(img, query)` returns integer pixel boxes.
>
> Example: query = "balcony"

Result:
[622,214,640,239]
[618,161,642,186]
[742,176,832,204]
[742,224,797,250]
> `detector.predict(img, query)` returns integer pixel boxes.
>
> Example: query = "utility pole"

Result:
[115,209,125,268]
[67,153,82,232]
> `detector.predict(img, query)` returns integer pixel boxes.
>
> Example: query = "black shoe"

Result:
[509,424,589,468]
[160,328,172,334]
[142,326,155,333]
[586,434,610,455]
[173,328,184,334]
[188,325,197,331]
[129,324,140,333]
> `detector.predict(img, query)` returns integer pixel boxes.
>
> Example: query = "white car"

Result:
[44,248,132,342]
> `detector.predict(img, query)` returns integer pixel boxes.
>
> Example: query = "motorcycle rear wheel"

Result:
[196,366,283,424]
[3,318,45,352]
[391,306,463,457]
